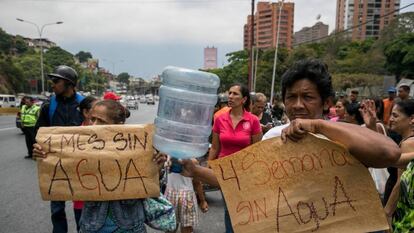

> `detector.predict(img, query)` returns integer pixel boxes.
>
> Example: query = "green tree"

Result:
[332,73,384,91]
[208,50,249,92]
[0,28,12,54]
[14,35,28,54]
[13,53,41,88]
[0,57,26,93]
[75,51,93,63]
[44,46,75,69]
[378,12,414,46]
[384,33,414,81]
[254,48,289,97]
[117,72,130,85]
[79,69,107,95]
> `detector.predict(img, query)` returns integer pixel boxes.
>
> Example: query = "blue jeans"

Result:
[221,192,234,233]
[51,201,67,233]
[224,207,234,233]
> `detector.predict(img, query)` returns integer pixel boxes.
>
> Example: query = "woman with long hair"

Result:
[384,100,414,233]
[208,83,262,233]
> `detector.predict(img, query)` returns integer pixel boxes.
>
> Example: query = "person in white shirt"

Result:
[180,59,401,187]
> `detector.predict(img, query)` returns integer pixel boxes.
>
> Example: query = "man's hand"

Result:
[281,119,320,143]
[152,150,168,168]
[199,200,209,213]
[360,99,377,131]
[33,143,46,159]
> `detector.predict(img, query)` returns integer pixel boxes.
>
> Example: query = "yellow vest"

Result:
[21,105,40,127]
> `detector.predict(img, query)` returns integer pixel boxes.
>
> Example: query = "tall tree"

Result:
[117,72,130,85]
[44,47,76,71]
[384,33,414,81]
[75,51,93,63]
[0,28,12,54]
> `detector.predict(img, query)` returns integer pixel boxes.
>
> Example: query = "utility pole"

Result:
[248,0,255,91]
[16,18,63,95]
[270,0,284,106]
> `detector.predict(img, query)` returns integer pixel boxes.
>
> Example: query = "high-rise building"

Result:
[204,46,217,69]
[335,0,400,40]
[294,22,329,45]
[243,1,295,50]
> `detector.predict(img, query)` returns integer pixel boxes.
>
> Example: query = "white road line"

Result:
[0,127,16,132]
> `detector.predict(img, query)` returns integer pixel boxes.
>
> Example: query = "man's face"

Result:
[51,78,66,95]
[398,87,409,100]
[252,99,266,116]
[350,92,358,102]
[388,92,396,99]
[284,79,326,120]
[25,98,33,107]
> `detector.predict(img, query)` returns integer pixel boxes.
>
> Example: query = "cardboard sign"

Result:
[36,124,160,201]
[209,134,389,233]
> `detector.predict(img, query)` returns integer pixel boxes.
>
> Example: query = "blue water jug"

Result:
[153,66,220,159]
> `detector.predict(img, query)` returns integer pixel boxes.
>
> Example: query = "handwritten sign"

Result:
[209,134,388,233]
[35,124,160,201]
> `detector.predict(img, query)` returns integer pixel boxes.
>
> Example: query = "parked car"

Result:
[146,97,155,105]
[127,99,139,110]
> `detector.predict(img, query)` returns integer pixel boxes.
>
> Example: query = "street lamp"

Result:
[16,18,63,95]
[270,0,284,106]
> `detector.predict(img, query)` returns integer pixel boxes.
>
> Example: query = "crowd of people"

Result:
[18,60,414,233]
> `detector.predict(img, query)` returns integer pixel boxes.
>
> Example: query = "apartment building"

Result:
[294,22,329,45]
[335,0,400,40]
[243,1,295,49]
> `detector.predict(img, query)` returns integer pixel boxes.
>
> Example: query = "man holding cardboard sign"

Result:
[180,59,401,232]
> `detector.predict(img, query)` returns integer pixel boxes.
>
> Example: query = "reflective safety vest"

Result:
[21,105,40,127]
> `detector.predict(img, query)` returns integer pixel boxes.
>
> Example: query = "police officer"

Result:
[21,96,40,159]
[35,65,84,233]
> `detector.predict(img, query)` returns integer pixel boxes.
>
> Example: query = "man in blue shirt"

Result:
[35,65,84,233]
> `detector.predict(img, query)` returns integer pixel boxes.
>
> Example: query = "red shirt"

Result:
[383,98,394,126]
[213,110,261,158]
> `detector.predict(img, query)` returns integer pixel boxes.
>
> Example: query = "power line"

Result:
[293,2,414,46]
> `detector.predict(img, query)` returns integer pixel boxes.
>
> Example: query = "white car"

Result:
[127,99,139,110]
[146,97,155,105]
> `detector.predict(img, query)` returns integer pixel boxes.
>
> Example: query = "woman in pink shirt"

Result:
[331,99,348,122]
[208,83,262,233]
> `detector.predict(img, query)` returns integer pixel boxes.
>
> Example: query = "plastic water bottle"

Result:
[153,66,220,159]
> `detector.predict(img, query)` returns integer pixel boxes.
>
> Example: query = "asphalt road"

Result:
[0,103,226,233]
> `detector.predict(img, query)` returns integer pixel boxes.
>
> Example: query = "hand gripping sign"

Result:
[209,134,389,233]
[35,124,160,201]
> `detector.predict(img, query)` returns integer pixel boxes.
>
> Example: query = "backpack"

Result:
[48,93,85,124]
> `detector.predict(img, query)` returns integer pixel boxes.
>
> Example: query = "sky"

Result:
[1,0,413,79]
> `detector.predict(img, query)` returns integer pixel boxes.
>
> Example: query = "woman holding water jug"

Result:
[208,83,263,233]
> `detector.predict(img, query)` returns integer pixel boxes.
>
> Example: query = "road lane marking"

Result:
[0,127,16,132]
